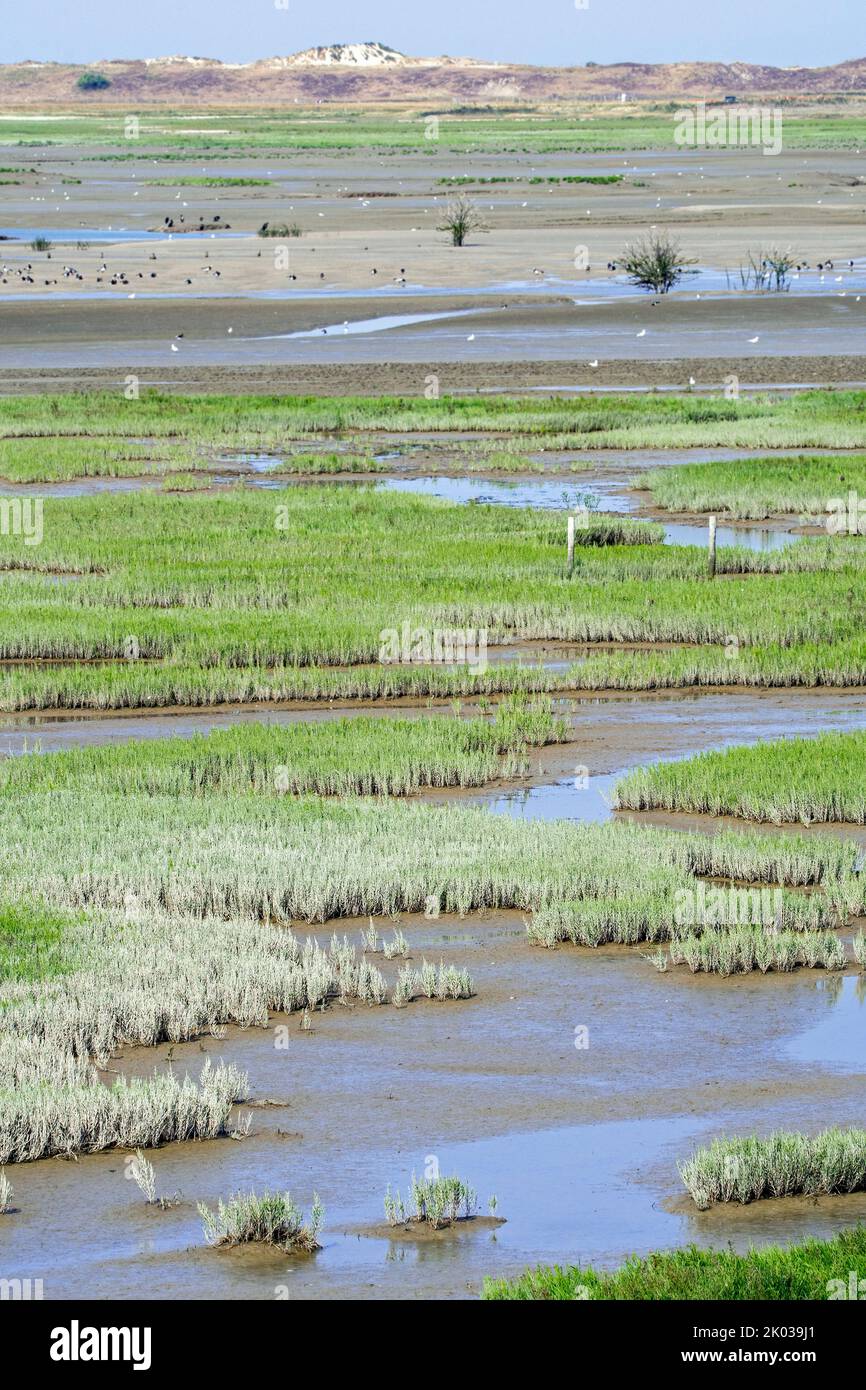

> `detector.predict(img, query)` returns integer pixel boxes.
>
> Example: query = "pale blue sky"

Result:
[2,0,862,68]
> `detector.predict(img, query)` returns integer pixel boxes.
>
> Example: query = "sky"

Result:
[1,0,863,69]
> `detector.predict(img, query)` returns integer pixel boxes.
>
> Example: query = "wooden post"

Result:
[708,514,717,578]
[567,515,575,576]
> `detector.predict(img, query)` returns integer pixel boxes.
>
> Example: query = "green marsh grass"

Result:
[635,453,866,520]
[528,879,841,971]
[615,731,866,824]
[482,1226,866,1299]
[680,1129,866,1208]
[0,436,207,484]
[0,484,863,711]
[0,704,567,798]
[6,110,865,154]
[145,176,272,187]
[0,900,79,982]
[268,452,384,474]
[2,389,865,452]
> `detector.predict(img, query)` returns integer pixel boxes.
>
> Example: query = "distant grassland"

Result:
[436,173,624,185]
[2,109,865,153]
[482,1227,866,1300]
[1,389,865,456]
[615,731,866,824]
[143,176,272,186]
[0,437,386,482]
[636,454,866,519]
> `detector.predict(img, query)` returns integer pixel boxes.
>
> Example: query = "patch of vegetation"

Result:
[680,1130,866,1208]
[663,925,847,975]
[528,880,834,956]
[615,731,866,824]
[268,452,384,474]
[634,453,866,521]
[199,1190,323,1251]
[0,704,567,800]
[257,221,301,237]
[622,231,695,294]
[0,900,77,983]
[76,72,111,92]
[0,436,205,484]
[384,1174,481,1229]
[0,1055,246,1165]
[145,177,272,187]
[482,1227,866,1299]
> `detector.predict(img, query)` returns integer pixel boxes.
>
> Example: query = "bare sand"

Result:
[1,144,864,388]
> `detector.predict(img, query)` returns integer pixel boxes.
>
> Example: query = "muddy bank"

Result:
[0,355,863,396]
[618,806,866,849]
[3,906,865,1300]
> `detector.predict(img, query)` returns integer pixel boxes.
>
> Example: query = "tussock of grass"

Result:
[680,1129,866,1208]
[482,1227,866,1299]
[269,452,383,474]
[199,1190,322,1251]
[385,1174,479,1229]
[615,731,866,825]
[257,222,301,238]
[159,471,204,492]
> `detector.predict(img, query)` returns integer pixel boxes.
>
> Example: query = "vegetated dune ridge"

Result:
[3,49,866,105]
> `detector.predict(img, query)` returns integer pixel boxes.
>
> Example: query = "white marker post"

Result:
[708,515,717,578]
